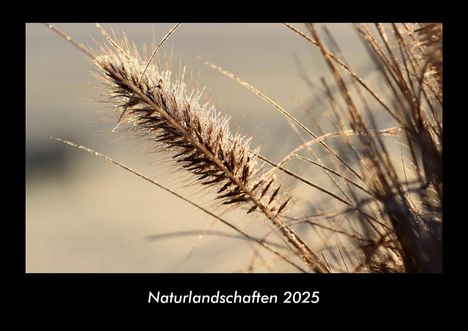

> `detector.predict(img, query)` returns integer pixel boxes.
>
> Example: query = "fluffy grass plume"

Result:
[91,35,329,272]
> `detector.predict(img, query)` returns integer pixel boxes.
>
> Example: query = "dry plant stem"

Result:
[255,155,348,207]
[256,153,389,230]
[293,154,371,195]
[320,76,371,178]
[308,25,402,196]
[146,230,285,248]
[44,23,94,59]
[98,61,329,273]
[276,128,401,169]
[271,128,401,195]
[50,137,307,273]
[284,23,405,127]
[308,25,360,125]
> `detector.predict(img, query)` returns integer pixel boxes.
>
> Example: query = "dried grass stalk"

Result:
[92,39,329,272]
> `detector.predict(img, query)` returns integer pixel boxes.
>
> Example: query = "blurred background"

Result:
[26,23,369,272]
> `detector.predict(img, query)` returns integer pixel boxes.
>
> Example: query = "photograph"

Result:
[26,23,442,274]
